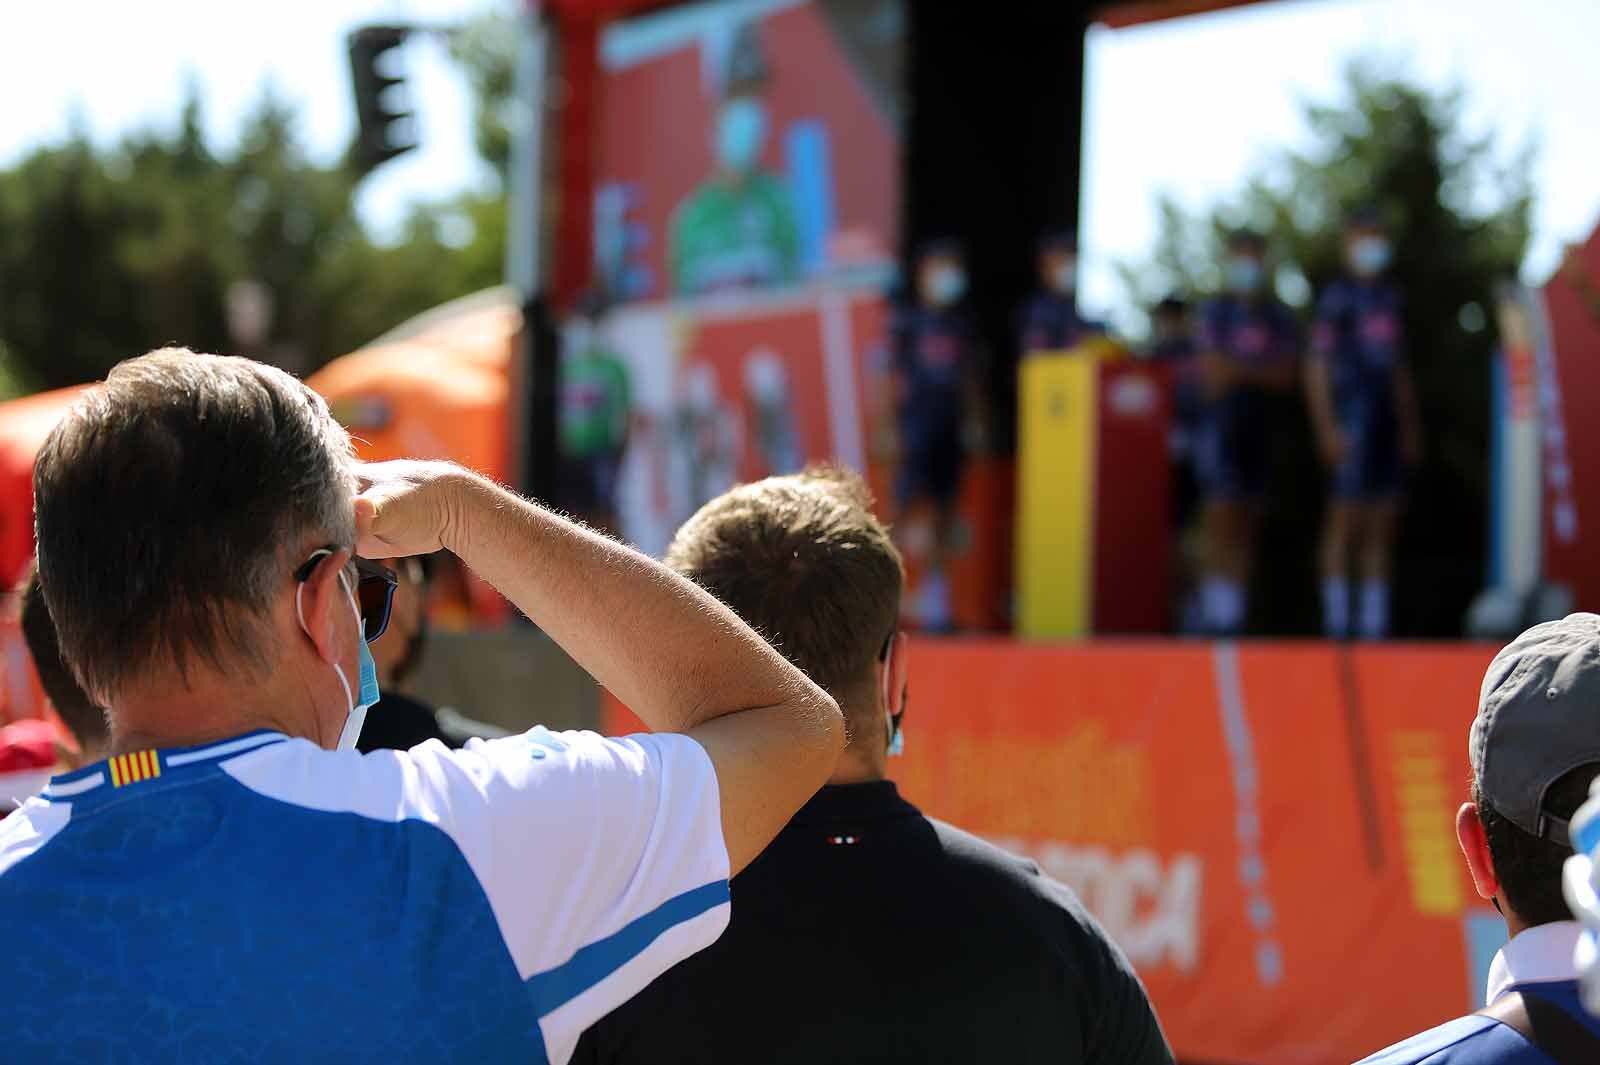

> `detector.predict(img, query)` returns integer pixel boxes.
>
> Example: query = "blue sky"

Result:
[2,0,1595,328]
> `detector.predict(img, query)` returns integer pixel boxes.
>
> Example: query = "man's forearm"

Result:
[438,473,833,736]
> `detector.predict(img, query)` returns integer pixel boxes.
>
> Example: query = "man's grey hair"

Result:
[33,349,356,703]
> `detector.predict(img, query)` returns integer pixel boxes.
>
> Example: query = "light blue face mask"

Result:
[928,266,967,307]
[337,572,381,751]
[1226,257,1264,294]
[1350,237,1391,277]
[716,97,767,172]
[296,551,381,752]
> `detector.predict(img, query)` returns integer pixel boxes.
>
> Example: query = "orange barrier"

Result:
[603,639,1502,1065]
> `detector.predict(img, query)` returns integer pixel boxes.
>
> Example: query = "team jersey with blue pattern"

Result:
[0,726,730,1064]
[1197,294,1301,370]
[1019,292,1105,353]
[891,304,975,415]
[1311,277,1407,498]
[1312,277,1404,416]
[1193,295,1301,498]
[1355,982,1600,1064]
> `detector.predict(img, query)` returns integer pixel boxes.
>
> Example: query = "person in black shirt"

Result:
[356,553,504,752]
[572,466,1173,1065]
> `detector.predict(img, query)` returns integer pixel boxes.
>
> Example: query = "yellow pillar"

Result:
[1015,351,1098,637]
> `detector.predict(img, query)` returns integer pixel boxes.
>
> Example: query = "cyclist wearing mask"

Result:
[1192,230,1302,636]
[890,238,984,631]
[1307,206,1421,641]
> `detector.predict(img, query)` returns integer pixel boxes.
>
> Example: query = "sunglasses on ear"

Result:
[295,549,398,644]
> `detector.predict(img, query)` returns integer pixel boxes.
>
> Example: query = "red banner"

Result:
[603,639,1503,1064]
[1541,227,1600,611]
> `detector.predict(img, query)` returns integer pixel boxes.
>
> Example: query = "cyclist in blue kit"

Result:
[1193,230,1302,636]
[1306,206,1422,640]
[1018,231,1105,353]
[891,239,983,631]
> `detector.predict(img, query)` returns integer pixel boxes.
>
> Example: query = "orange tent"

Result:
[0,384,95,591]
[308,289,522,626]
[305,289,519,483]
[0,290,519,639]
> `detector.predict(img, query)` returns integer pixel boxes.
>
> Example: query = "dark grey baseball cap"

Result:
[1471,613,1600,845]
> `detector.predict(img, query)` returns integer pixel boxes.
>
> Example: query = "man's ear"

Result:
[880,630,909,721]
[297,549,353,667]
[1457,801,1501,902]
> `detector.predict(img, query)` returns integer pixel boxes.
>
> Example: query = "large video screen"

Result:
[593,0,903,302]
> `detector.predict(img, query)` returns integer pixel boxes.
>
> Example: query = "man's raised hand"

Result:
[354,460,470,559]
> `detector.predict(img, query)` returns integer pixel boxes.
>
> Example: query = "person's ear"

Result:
[879,630,909,721]
[1456,801,1501,902]
[297,548,353,667]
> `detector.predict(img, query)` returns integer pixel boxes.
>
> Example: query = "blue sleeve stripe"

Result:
[526,879,730,1017]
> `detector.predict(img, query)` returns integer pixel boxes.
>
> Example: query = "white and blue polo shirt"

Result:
[0,726,730,1063]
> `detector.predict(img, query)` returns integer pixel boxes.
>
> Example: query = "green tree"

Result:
[449,10,519,185]
[1124,63,1533,636]
[0,41,512,396]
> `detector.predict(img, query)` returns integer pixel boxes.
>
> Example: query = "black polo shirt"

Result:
[356,692,454,753]
[571,780,1173,1065]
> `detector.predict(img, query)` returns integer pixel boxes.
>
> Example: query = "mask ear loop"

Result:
[296,549,354,713]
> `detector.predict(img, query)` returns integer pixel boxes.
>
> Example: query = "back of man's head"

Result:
[664,465,902,740]
[1474,767,1597,927]
[1470,613,1600,927]
[32,349,355,705]
[18,563,107,760]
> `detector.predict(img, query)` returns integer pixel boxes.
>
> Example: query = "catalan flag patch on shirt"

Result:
[108,749,161,787]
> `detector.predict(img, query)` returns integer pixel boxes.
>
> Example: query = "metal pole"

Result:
[505,2,558,504]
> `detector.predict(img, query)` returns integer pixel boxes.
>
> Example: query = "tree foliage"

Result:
[449,10,519,186]
[0,70,508,398]
[1122,64,1533,636]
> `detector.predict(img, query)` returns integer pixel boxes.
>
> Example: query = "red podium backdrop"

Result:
[604,639,1503,1065]
[1541,224,1600,611]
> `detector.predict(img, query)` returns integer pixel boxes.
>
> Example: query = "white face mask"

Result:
[296,553,380,752]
